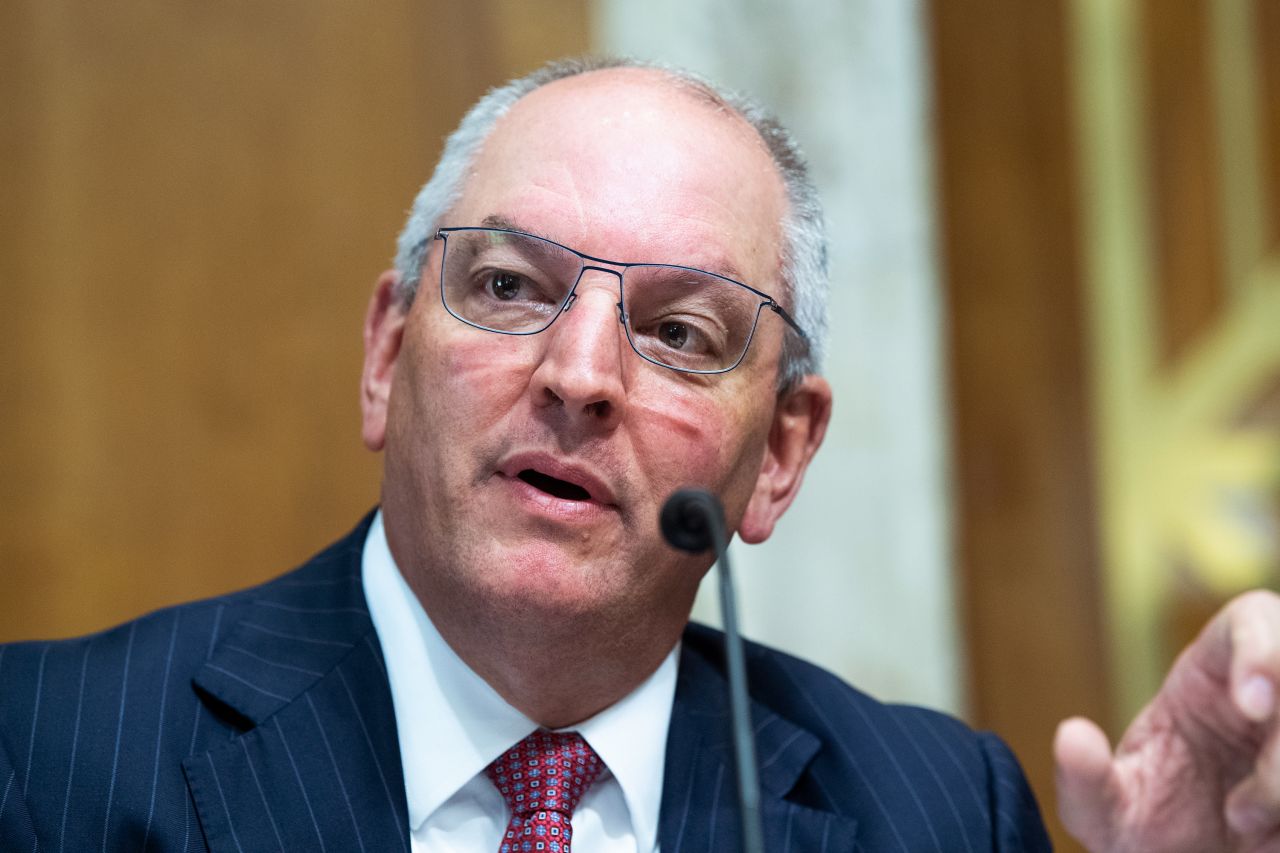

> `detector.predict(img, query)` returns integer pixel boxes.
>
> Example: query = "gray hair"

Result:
[393,56,828,388]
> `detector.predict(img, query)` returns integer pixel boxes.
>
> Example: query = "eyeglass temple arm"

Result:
[768,302,808,342]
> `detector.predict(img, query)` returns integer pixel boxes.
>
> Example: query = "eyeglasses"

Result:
[433,227,806,375]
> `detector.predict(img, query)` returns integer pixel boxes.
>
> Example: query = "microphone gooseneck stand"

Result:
[660,488,765,853]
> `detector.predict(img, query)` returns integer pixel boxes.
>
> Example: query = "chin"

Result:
[452,536,611,599]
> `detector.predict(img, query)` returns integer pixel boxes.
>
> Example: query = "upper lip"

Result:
[497,451,619,506]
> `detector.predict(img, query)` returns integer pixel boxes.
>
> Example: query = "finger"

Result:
[1227,723,1280,838]
[1227,591,1280,723]
[1054,716,1120,846]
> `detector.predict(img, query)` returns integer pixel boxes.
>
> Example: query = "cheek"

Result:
[399,323,537,432]
[627,382,751,490]
[438,335,534,421]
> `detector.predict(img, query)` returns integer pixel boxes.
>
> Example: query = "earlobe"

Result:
[360,271,408,452]
[737,375,833,543]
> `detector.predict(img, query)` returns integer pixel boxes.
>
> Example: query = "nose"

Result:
[528,271,627,430]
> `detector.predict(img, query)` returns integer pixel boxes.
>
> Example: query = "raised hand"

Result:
[1055,590,1280,852]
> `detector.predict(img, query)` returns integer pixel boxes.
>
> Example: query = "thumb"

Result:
[1055,716,1120,848]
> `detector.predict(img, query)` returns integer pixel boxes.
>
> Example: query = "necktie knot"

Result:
[486,730,603,852]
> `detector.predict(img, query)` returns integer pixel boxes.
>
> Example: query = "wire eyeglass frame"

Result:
[433,226,807,376]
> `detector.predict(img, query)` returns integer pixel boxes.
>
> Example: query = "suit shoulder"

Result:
[0,514,379,849]
[680,623,1051,849]
[684,620,979,748]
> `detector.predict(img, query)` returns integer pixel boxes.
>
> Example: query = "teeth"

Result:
[518,469,591,501]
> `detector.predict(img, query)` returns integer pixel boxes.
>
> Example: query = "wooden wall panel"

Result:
[928,1,1110,848]
[1259,0,1280,253]
[0,0,587,642]
[1140,0,1226,364]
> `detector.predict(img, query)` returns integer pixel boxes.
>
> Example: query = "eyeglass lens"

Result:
[440,228,766,373]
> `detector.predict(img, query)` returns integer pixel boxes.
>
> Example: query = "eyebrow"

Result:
[480,214,550,240]
[476,213,750,284]
[475,215,572,268]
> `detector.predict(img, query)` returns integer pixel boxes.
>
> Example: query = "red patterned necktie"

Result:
[485,730,604,853]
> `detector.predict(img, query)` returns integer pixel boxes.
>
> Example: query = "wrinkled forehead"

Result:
[451,69,788,287]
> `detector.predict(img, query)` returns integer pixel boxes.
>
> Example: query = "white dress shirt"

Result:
[362,511,676,852]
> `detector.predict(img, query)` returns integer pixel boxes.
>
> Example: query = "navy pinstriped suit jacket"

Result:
[0,514,1051,851]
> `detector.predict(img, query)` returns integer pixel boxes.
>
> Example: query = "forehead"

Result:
[451,69,787,285]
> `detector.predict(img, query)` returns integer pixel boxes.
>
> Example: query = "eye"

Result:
[489,271,523,300]
[658,321,689,350]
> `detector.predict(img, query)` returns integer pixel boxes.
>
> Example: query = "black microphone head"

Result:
[660,488,724,553]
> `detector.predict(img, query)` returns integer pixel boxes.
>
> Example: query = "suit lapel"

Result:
[183,517,411,852]
[660,642,857,853]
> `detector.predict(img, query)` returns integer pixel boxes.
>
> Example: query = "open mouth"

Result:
[518,469,592,502]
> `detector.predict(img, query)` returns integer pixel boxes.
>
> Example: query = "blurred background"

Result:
[2,1,1278,848]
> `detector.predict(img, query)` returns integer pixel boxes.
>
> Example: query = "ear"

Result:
[360,270,408,452]
[737,374,833,544]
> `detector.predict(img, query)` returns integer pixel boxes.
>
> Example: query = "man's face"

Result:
[362,70,826,647]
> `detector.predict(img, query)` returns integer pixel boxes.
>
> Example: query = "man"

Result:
[1,56,1278,851]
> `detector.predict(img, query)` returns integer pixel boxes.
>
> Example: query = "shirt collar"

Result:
[361,510,677,852]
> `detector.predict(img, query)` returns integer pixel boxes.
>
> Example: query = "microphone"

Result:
[659,488,721,553]
[660,488,764,853]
